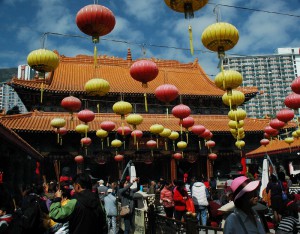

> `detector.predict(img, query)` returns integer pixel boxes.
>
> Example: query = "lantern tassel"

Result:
[144,93,148,112]
[199,139,201,150]
[101,140,104,150]
[94,44,97,67]
[156,137,159,148]
[137,141,139,151]
[164,140,167,151]
[173,141,175,151]
[134,133,136,145]
[166,107,169,120]
[97,103,100,113]
[180,123,183,135]
[107,137,109,147]
[188,25,194,55]
[40,82,44,104]
[186,131,189,144]
[60,136,63,146]
[57,132,60,144]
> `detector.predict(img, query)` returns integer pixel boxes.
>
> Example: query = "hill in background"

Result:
[0,68,17,83]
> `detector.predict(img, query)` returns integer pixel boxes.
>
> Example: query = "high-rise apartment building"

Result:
[0,64,35,113]
[223,47,300,118]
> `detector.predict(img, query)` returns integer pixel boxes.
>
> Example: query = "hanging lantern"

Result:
[264,133,270,139]
[222,90,245,110]
[200,129,212,140]
[84,78,110,96]
[173,152,183,160]
[292,131,298,138]
[159,128,172,151]
[96,129,108,150]
[228,108,247,121]
[55,127,67,145]
[284,93,300,110]
[191,125,206,135]
[126,114,143,130]
[74,155,84,164]
[208,153,217,161]
[228,120,244,129]
[131,130,143,150]
[81,137,92,147]
[235,140,245,149]
[78,109,95,123]
[130,60,158,112]
[100,121,116,146]
[284,137,294,153]
[260,139,270,146]
[181,116,194,144]
[177,141,187,149]
[291,76,300,94]
[264,126,279,137]
[269,118,285,130]
[201,22,239,58]
[50,118,66,144]
[172,104,191,134]
[150,124,164,148]
[75,124,89,135]
[112,101,132,119]
[206,140,215,148]
[114,154,124,162]
[155,84,179,103]
[27,49,59,73]
[117,126,132,137]
[111,139,122,148]
[76,4,116,66]
[168,131,179,151]
[147,140,157,157]
[61,96,82,113]
[215,70,243,91]
[276,108,294,123]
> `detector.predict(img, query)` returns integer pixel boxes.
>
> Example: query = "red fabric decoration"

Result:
[183,173,188,183]
[35,162,40,175]
[186,197,195,213]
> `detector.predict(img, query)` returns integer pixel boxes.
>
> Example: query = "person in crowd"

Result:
[118,177,139,234]
[191,178,209,226]
[108,181,118,197]
[209,177,217,192]
[208,191,223,226]
[266,174,284,225]
[224,176,266,234]
[276,200,300,234]
[220,189,233,206]
[49,173,107,234]
[97,179,108,203]
[104,188,117,234]
[0,207,12,233]
[160,181,174,218]
[173,180,188,222]
[147,180,156,195]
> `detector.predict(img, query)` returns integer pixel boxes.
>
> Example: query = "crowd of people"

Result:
[0,169,299,234]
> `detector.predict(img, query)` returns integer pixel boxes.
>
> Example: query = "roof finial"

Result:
[127,48,132,62]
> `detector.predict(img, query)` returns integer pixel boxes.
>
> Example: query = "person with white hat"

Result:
[97,179,108,203]
[223,176,266,234]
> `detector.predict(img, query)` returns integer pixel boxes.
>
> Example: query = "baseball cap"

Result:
[107,188,113,193]
[231,176,260,201]
[98,179,104,184]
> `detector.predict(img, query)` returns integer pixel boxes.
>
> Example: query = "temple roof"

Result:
[246,138,300,158]
[9,51,258,98]
[0,122,43,160]
[0,110,293,134]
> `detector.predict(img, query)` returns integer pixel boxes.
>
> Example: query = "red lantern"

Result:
[181,116,195,129]
[260,139,270,146]
[146,140,157,149]
[155,84,179,103]
[114,154,124,162]
[291,76,300,94]
[74,155,84,164]
[264,132,270,139]
[206,140,215,148]
[264,126,279,137]
[117,126,131,136]
[284,93,300,110]
[191,125,206,135]
[76,4,116,40]
[269,118,285,130]
[78,109,95,123]
[173,152,182,160]
[208,153,217,161]
[276,108,294,123]
[130,60,159,87]
[55,127,67,136]
[172,104,191,120]
[131,130,143,139]
[61,96,82,112]
[201,129,212,139]
[100,121,116,131]
[81,137,92,146]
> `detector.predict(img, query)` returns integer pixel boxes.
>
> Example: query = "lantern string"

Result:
[97,103,100,113]
[40,82,44,104]
[144,93,148,112]
[188,25,194,56]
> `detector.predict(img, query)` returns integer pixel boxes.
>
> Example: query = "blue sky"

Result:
[0,0,300,78]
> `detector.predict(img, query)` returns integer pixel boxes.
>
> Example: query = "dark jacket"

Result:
[50,190,106,234]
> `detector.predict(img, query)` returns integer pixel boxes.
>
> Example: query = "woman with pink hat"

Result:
[223,176,266,234]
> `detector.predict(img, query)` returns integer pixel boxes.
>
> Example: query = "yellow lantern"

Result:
[296,128,300,136]
[222,90,245,109]
[215,70,243,91]
[50,118,66,144]
[112,101,132,119]
[27,49,59,73]
[177,141,187,150]
[164,0,208,18]
[84,78,110,96]
[75,124,89,135]
[235,140,245,149]
[159,128,172,151]
[168,131,179,151]
[228,120,244,129]
[292,131,298,138]
[150,124,164,148]
[111,139,122,148]
[201,22,239,57]
[228,108,247,121]
[126,114,143,129]
[284,137,294,153]
[96,129,108,150]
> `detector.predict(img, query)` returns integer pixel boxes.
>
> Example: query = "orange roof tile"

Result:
[0,110,294,134]
[0,122,43,160]
[246,138,300,158]
[9,53,258,97]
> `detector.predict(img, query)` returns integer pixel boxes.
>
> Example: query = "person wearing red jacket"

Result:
[160,181,174,218]
[173,180,188,221]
